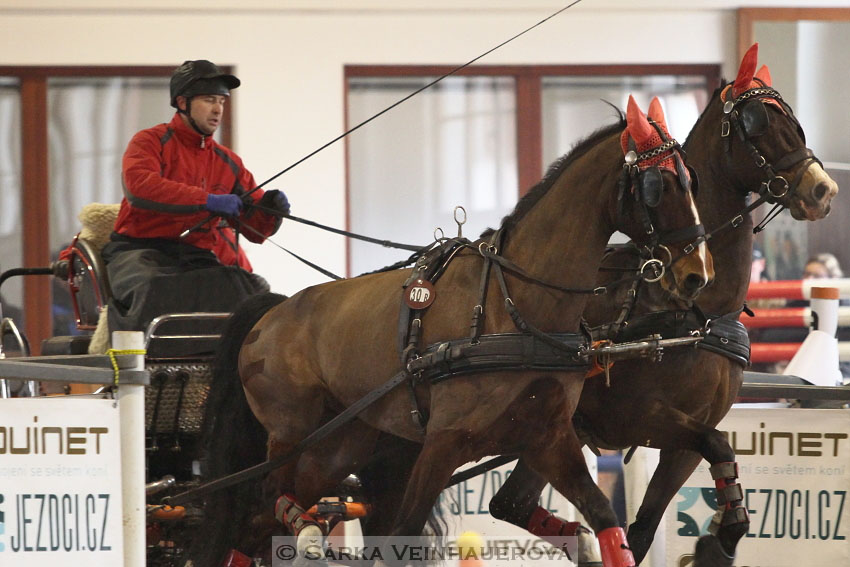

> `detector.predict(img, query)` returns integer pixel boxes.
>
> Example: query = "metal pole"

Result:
[115,331,146,567]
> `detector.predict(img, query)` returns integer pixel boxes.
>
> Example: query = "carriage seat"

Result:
[41,203,118,356]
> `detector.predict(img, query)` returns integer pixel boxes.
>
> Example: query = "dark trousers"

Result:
[102,234,270,333]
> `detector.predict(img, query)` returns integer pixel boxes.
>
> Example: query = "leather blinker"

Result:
[638,167,664,208]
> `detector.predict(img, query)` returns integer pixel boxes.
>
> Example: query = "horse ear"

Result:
[733,43,759,97]
[647,97,669,132]
[626,95,653,145]
[755,64,772,86]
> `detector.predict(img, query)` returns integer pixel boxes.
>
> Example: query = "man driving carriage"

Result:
[101,59,289,333]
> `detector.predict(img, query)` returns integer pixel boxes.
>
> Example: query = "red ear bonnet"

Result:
[755,65,772,86]
[621,95,679,172]
[625,95,654,146]
[732,43,759,97]
[724,43,782,110]
[648,97,669,134]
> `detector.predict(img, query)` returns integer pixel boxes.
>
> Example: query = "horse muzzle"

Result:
[789,164,838,221]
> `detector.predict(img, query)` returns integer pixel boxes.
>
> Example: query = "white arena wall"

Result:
[1,0,849,294]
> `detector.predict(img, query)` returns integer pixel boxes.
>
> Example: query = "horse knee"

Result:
[700,429,735,464]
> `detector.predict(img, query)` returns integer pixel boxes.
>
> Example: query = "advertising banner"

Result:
[430,449,598,567]
[666,408,849,567]
[0,397,124,565]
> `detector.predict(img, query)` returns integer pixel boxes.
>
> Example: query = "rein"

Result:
[180,0,587,241]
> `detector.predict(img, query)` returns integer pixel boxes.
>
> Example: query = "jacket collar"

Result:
[169,112,214,149]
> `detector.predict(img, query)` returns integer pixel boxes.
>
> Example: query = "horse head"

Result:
[719,43,838,220]
[617,95,714,300]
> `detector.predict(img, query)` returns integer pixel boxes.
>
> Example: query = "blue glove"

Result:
[206,193,243,216]
[259,189,291,216]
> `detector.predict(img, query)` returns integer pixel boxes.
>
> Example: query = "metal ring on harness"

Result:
[454,206,467,238]
[478,241,497,257]
[654,244,672,267]
[765,176,790,199]
[640,258,665,283]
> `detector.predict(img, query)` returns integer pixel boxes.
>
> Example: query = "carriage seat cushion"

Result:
[78,203,120,253]
[41,334,93,356]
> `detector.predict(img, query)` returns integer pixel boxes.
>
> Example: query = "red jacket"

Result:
[114,113,280,265]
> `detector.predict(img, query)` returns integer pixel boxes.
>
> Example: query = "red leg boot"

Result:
[275,494,327,561]
[597,527,635,567]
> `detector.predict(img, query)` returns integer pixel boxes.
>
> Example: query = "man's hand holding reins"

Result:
[206,193,244,216]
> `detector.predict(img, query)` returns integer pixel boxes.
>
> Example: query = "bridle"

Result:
[682,83,823,254]
[721,85,821,203]
[620,123,705,281]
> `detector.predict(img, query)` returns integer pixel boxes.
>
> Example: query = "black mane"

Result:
[682,84,725,150]
[484,115,626,237]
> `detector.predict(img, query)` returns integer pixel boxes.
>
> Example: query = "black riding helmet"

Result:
[170,59,240,109]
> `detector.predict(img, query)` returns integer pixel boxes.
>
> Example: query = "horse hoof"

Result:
[577,527,603,566]
[294,525,326,567]
[693,534,734,567]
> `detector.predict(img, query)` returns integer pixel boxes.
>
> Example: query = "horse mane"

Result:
[683,83,725,149]
[483,114,626,238]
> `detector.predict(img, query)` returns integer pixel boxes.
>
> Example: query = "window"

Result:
[346,65,718,275]
[0,66,233,352]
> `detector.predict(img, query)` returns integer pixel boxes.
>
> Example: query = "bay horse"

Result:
[191,96,711,567]
[487,43,838,567]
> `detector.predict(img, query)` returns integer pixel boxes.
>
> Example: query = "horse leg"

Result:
[627,448,702,564]
[390,430,470,537]
[620,403,749,567]
[270,418,383,560]
[524,431,635,567]
[358,436,423,536]
[489,458,600,564]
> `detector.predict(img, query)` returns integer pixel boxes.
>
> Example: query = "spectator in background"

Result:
[751,246,768,284]
[802,253,844,280]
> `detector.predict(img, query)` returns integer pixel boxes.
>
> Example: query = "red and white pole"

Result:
[747,278,850,300]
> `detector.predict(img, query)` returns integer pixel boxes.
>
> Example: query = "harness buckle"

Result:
[721,120,731,138]
[731,214,744,228]
[755,154,766,168]
[593,286,607,296]
[683,243,695,255]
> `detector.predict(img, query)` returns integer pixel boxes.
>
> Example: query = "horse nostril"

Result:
[684,273,705,292]
[814,183,828,202]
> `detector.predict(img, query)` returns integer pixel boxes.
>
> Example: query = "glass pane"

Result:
[541,75,710,167]
[47,76,171,335]
[755,21,850,164]
[347,76,517,276]
[542,74,710,244]
[0,77,24,331]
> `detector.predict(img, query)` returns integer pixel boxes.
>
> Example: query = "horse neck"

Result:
[499,137,621,328]
[684,100,755,315]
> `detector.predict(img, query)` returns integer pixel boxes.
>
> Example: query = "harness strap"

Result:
[492,257,594,357]
[480,246,616,295]
[470,231,500,341]
[409,332,589,385]
[166,367,412,507]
